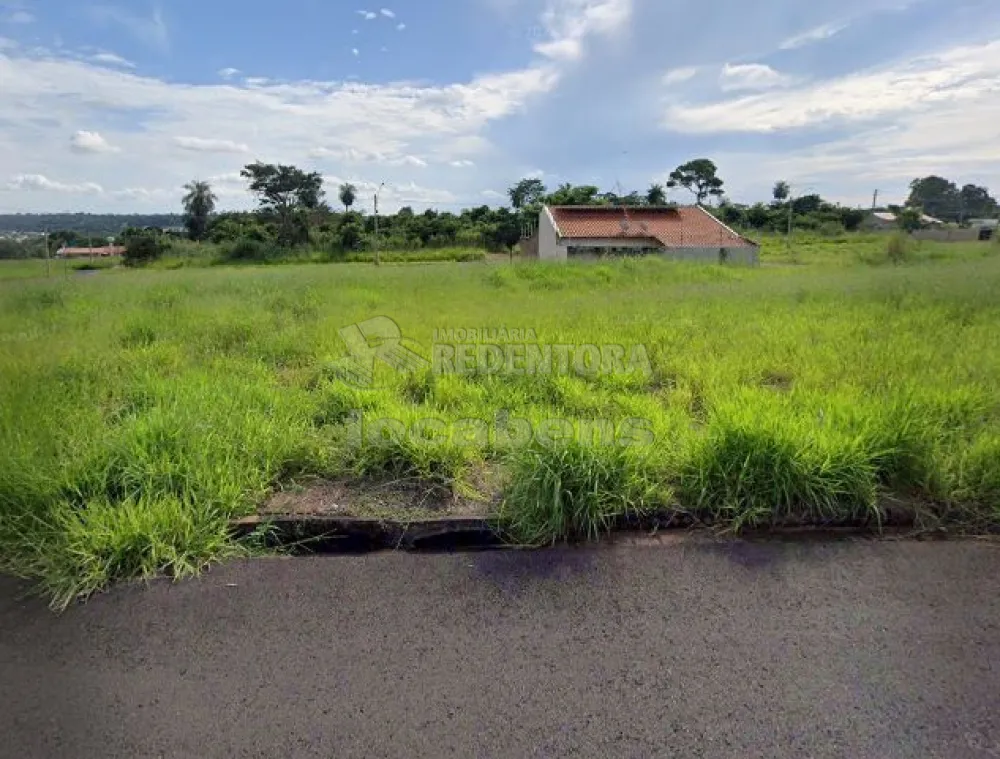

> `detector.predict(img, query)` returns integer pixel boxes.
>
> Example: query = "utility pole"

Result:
[45,230,51,277]
[373,182,385,267]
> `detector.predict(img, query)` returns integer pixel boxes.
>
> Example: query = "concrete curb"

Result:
[231,506,923,553]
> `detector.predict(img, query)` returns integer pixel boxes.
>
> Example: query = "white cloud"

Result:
[400,155,427,167]
[666,40,1000,134]
[3,9,34,24]
[218,67,241,79]
[662,66,698,86]
[352,48,359,56]
[173,136,251,154]
[91,52,135,69]
[352,28,359,34]
[481,189,504,199]
[357,9,377,20]
[450,159,475,168]
[7,174,103,194]
[396,22,406,30]
[89,5,169,51]
[380,8,395,18]
[70,130,119,154]
[0,36,16,50]
[719,63,793,92]
[779,21,848,50]
[534,0,632,61]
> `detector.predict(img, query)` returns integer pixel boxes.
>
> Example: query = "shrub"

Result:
[123,234,166,267]
[222,238,277,262]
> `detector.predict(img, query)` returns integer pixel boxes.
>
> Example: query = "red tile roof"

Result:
[547,206,755,248]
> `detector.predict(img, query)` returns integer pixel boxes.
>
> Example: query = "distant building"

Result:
[56,245,126,258]
[866,211,944,230]
[522,205,759,265]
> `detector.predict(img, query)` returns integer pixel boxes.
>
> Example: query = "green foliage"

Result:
[182,181,217,241]
[886,234,912,265]
[507,178,547,209]
[3,252,1000,605]
[898,207,923,233]
[646,183,667,205]
[499,442,663,545]
[240,162,325,246]
[666,158,725,205]
[339,183,357,211]
[123,233,167,266]
[773,180,790,202]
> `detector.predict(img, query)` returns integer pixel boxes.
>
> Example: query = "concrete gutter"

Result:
[230,504,930,553]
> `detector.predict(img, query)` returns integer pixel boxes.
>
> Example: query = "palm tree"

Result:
[339,183,357,212]
[182,181,217,241]
[646,183,666,205]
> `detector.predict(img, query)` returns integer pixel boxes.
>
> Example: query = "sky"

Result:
[1,0,999,214]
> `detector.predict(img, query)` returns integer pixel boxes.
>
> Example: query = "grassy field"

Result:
[2,238,999,606]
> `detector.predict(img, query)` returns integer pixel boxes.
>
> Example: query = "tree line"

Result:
[1,158,996,261]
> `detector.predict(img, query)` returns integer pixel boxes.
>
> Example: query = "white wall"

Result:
[538,208,563,261]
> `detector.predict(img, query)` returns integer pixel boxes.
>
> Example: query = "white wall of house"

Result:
[538,208,563,261]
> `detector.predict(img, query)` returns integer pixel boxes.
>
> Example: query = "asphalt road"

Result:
[2,538,1000,759]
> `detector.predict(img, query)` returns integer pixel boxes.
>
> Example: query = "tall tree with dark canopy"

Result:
[906,176,961,222]
[181,181,217,241]
[646,183,667,205]
[666,159,725,205]
[507,178,547,209]
[241,162,324,245]
[339,183,357,212]
[772,180,790,203]
[959,184,999,220]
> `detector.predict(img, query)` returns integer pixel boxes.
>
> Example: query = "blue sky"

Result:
[1,0,999,213]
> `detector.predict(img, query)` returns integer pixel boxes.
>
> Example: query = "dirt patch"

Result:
[264,467,505,520]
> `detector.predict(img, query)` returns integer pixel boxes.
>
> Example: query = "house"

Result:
[866,211,945,230]
[524,205,759,265]
[56,245,126,258]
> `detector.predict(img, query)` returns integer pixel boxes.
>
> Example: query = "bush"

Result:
[221,238,278,262]
[123,234,166,267]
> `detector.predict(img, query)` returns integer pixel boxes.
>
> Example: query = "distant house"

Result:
[523,205,759,265]
[866,211,944,230]
[56,245,126,258]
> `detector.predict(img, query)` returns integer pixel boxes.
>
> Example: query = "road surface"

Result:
[2,537,999,758]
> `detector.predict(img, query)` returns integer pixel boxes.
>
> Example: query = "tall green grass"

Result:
[1,251,999,605]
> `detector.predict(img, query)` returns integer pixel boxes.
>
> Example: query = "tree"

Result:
[545,183,600,206]
[181,181,217,241]
[906,176,960,222]
[241,162,324,245]
[839,208,867,231]
[339,183,357,212]
[646,184,666,205]
[791,194,822,215]
[507,178,546,210]
[744,203,771,229]
[122,233,165,266]
[959,184,999,221]
[666,159,725,205]
[898,206,923,233]
[772,180,790,203]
